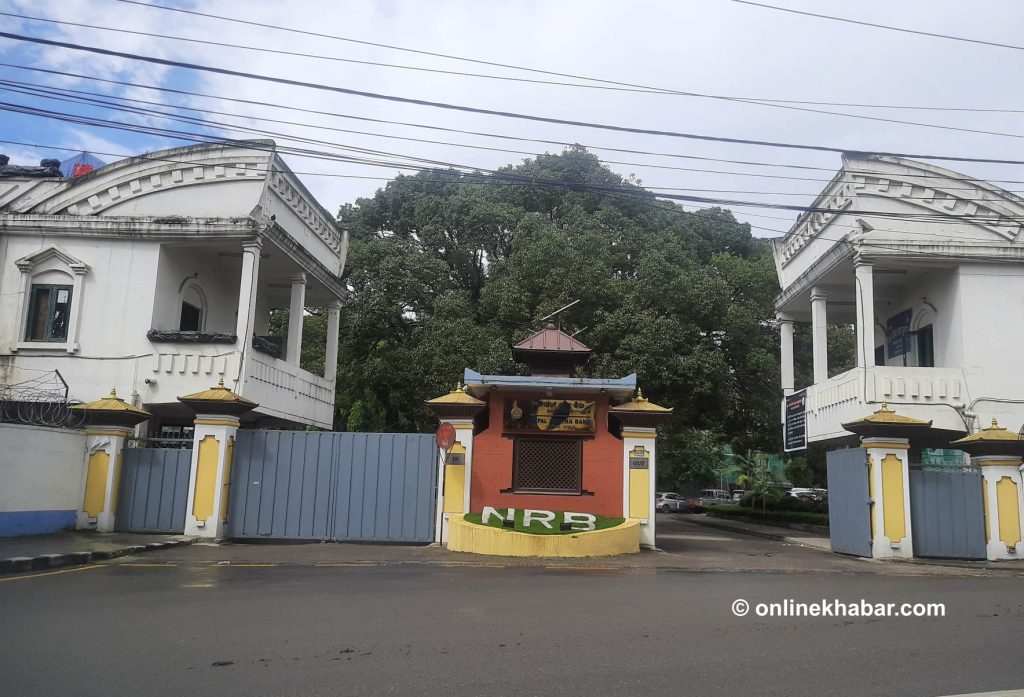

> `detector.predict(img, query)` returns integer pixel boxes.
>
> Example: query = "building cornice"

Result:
[0,213,254,240]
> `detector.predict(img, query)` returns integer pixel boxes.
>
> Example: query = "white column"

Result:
[622,428,657,549]
[778,314,795,395]
[235,239,262,346]
[77,426,131,532]
[286,272,306,367]
[974,456,1024,561]
[435,419,475,545]
[324,299,342,381]
[183,414,239,539]
[810,287,829,384]
[862,437,914,559]
[855,261,876,369]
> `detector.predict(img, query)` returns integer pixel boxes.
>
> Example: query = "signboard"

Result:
[886,309,913,358]
[628,446,650,469]
[784,390,807,452]
[504,399,596,433]
[921,448,965,467]
[482,506,597,531]
[435,422,456,451]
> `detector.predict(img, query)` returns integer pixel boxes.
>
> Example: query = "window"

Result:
[916,324,935,368]
[874,345,886,365]
[25,284,72,342]
[512,438,582,493]
[179,301,202,331]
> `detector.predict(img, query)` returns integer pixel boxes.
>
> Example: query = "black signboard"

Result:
[784,390,807,452]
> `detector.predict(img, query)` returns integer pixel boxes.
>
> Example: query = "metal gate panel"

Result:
[228,431,436,543]
[116,448,191,533]
[826,448,873,557]
[909,467,986,560]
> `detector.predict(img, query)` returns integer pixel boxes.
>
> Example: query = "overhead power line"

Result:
[6,9,1024,140]
[730,1,1024,52]
[109,0,1024,114]
[9,77,1024,202]
[5,29,1024,167]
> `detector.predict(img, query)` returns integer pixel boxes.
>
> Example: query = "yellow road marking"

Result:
[0,564,104,583]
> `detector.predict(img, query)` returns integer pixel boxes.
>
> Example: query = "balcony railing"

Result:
[243,353,334,428]
[803,366,969,442]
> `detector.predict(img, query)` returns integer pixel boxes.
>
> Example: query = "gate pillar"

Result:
[178,380,257,539]
[861,438,914,559]
[71,389,151,532]
[426,383,485,545]
[951,420,1024,561]
[842,404,933,560]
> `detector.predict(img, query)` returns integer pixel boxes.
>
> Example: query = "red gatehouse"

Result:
[426,324,670,553]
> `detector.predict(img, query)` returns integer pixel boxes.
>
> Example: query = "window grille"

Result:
[512,438,582,493]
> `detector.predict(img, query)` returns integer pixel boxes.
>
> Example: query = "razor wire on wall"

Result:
[0,370,86,429]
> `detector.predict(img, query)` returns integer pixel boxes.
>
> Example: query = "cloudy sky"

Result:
[2,0,1023,236]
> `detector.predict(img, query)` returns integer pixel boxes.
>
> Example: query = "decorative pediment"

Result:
[14,246,89,275]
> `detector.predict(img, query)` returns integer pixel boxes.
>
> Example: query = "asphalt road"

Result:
[2,518,1022,697]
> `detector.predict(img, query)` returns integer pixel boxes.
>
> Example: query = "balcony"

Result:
[803,366,969,442]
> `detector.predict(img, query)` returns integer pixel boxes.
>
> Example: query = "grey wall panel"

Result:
[116,448,191,534]
[230,431,437,543]
[909,468,985,560]
[826,448,872,558]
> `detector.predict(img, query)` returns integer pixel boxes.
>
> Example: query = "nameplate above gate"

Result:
[503,399,596,434]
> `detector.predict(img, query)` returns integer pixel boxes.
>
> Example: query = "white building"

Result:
[772,153,1024,449]
[0,140,348,431]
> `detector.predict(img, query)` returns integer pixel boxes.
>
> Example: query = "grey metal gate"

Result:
[116,447,192,533]
[228,431,437,543]
[826,448,873,557]
[909,466,986,560]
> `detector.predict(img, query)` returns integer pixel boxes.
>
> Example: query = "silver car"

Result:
[656,492,688,513]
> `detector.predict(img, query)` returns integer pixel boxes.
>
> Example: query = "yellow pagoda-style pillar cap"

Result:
[72,387,152,428]
[178,378,258,416]
[950,417,1024,457]
[425,381,486,419]
[609,387,673,429]
[841,402,933,440]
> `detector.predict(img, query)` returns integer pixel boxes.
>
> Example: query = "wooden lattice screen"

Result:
[512,438,582,493]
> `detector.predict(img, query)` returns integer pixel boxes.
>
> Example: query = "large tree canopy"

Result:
[290,147,848,485]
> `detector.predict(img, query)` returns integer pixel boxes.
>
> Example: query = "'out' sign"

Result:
[482,506,597,531]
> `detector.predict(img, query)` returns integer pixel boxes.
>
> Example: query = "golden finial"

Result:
[218,377,225,388]
[878,402,893,413]
[636,388,647,402]
[990,417,1000,429]
[109,387,118,399]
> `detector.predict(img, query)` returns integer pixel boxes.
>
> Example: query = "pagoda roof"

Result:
[610,389,672,414]
[72,388,151,417]
[513,323,591,354]
[951,419,1023,445]
[178,379,258,415]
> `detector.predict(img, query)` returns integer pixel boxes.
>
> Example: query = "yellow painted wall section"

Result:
[881,454,907,543]
[996,477,1022,549]
[220,437,234,522]
[192,435,219,521]
[448,516,640,557]
[82,450,110,518]
[443,465,465,513]
[982,480,990,542]
[629,468,650,519]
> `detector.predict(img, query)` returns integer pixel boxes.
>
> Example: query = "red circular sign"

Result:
[435,422,457,451]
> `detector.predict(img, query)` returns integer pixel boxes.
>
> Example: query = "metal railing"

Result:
[127,437,194,450]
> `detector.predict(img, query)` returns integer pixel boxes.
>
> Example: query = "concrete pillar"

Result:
[183,414,239,539]
[235,238,262,346]
[435,418,475,545]
[855,261,876,369]
[324,299,342,382]
[72,388,151,532]
[286,272,307,366]
[974,456,1024,561]
[622,427,657,549]
[811,287,829,384]
[778,314,795,396]
[862,437,914,559]
[78,426,132,532]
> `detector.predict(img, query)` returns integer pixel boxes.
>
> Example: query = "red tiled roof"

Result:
[513,323,591,353]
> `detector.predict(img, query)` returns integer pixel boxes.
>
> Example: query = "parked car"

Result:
[656,492,688,513]
[731,490,745,502]
[699,489,731,507]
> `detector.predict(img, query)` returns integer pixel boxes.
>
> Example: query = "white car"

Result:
[656,492,688,513]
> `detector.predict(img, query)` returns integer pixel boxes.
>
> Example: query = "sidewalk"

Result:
[0,532,193,573]
[686,513,832,551]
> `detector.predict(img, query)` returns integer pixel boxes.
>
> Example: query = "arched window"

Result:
[178,282,207,332]
[14,247,89,351]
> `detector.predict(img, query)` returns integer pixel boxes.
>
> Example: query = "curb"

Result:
[0,538,194,574]
[686,514,831,550]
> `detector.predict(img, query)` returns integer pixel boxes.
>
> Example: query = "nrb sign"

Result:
[481,506,597,531]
